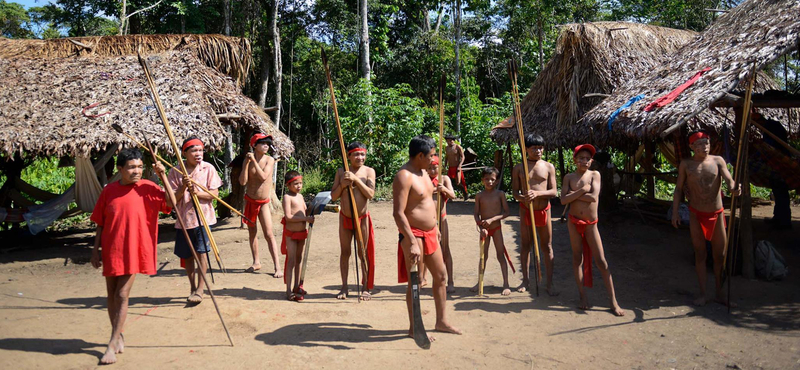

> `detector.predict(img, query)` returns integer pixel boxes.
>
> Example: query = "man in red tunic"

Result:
[90,148,173,365]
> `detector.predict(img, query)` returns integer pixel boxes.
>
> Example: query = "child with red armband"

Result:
[561,144,624,316]
[281,171,314,301]
[471,167,513,296]
[671,131,740,307]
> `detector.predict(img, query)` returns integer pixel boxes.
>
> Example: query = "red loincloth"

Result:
[243,194,270,227]
[521,202,551,227]
[280,217,308,284]
[341,211,376,290]
[447,167,468,194]
[569,214,598,288]
[689,206,725,242]
[397,227,439,283]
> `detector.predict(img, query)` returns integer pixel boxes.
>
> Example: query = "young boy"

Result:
[427,154,456,293]
[168,136,222,305]
[281,171,314,301]
[331,141,376,300]
[445,134,469,198]
[672,131,740,306]
[239,133,282,278]
[471,167,512,296]
[394,135,461,340]
[561,144,624,316]
[512,134,558,295]
[90,148,173,364]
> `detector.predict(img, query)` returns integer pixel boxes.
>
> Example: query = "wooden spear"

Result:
[725,63,757,313]
[142,135,234,346]
[136,55,226,274]
[110,124,255,226]
[437,74,446,226]
[508,59,541,296]
[321,48,369,300]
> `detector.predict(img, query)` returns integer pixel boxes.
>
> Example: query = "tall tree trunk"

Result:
[423,9,430,32]
[454,0,462,134]
[257,35,270,109]
[119,0,127,35]
[223,0,231,36]
[536,5,544,71]
[434,2,444,34]
[359,0,370,81]
[269,0,282,129]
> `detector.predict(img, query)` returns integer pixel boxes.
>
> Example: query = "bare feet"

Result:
[420,278,428,288]
[359,290,371,301]
[435,321,463,335]
[501,288,511,296]
[610,303,625,316]
[116,333,124,354]
[470,283,479,293]
[273,268,284,279]
[545,284,560,296]
[336,289,348,300]
[244,263,261,273]
[100,344,118,365]
[516,283,528,293]
[578,295,590,310]
[187,292,203,305]
[446,284,456,294]
[407,328,436,342]
[714,297,738,308]
[693,296,707,306]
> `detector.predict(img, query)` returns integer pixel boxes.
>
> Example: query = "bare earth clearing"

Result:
[1,201,799,369]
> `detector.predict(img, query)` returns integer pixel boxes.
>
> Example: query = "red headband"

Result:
[573,144,596,157]
[182,139,204,152]
[688,132,709,145]
[430,156,440,166]
[250,133,272,147]
[285,175,302,185]
[348,147,367,155]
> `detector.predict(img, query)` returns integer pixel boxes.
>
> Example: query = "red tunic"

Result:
[90,180,171,277]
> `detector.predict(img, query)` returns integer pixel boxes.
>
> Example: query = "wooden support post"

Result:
[644,141,655,199]
[494,149,505,191]
[558,147,566,184]
[740,135,755,279]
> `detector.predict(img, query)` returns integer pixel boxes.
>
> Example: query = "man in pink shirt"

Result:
[168,136,223,305]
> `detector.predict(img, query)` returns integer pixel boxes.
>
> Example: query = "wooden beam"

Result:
[750,119,800,157]
[712,92,800,108]
[216,113,242,121]
[582,93,610,99]
[67,39,93,51]
[263,106,279,113]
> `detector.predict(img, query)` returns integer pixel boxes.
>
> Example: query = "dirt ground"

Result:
[1,200,799,369]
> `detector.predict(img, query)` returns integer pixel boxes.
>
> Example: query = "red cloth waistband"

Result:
[569,214,598,288]
[689,206,724,242]
[280,217,309,284]
[341,211,375,290]
[397,227,439,283]
[243,194,270,227]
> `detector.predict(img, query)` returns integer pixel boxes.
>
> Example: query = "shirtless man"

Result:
[331,141,376,300]
[512,134,558,295]
[561,144,624,316]
[281,171,313,301]
[239,133,282,278]
[445,134,468,198]
[394,135,461,341]
[672,131,740,306]
[472,167,512,296]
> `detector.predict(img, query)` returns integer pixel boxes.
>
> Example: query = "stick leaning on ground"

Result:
[508,59,541,296]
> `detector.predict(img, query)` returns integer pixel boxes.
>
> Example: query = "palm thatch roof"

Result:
[579,0,800,148]
[491,22,698,147]
[0,34,293,158]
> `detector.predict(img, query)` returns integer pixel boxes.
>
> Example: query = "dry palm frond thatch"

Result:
[580,0,800,147]
[491,22,698,148]
[0,35,292,159]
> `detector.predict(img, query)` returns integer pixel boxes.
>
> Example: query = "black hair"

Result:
[346,141,367,152]
[255,133,273,146]
[116,148,143,167]
[444,134,457,140]
[525,134,545,148]
[181,135,203,151]
[482,167,500,177]
[409,135,436,159]
[284,170,301,184]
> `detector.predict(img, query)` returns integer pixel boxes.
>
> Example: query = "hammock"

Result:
[748,141,800,189]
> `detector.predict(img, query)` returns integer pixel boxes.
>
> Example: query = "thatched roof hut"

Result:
[0,34,293,158]
[579,0,800,148]
[491,22,698,147]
